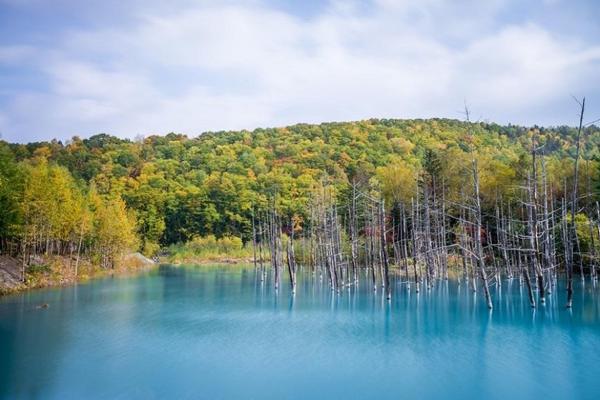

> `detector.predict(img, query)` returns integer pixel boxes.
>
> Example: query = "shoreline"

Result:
[0,253,259,296]
[0,252,157,297]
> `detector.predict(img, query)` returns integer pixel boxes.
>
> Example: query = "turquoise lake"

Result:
[1,265,600,399]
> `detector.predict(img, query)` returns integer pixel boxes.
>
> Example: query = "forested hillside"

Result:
[1,118,599,264]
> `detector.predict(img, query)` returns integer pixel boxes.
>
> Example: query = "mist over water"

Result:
[1,265,599,399]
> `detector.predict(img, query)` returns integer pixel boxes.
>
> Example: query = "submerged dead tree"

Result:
[286,218,298,293]
[526,135,546,304]
[472,158,494,309]
[461,105,493,309]
[379,200,391,300]
[567,97,586,308]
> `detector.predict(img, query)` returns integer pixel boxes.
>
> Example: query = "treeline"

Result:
[0,118,599,281]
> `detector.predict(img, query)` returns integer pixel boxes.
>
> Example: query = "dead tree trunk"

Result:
[252,211,258,270]
[567,97,585,308]
[380,200,391,300]
[287,219,297,294]
[472,159,493,309]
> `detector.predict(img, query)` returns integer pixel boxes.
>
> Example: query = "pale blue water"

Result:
[1,265,600,400]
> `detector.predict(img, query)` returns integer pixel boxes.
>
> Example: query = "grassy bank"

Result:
[0,253,155,296]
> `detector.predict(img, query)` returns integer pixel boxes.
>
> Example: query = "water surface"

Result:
[1,265,599,399]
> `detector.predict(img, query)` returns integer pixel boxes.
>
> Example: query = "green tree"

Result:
[0,143,23,242]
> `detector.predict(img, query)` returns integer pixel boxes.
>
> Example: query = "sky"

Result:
[0,0,599,143]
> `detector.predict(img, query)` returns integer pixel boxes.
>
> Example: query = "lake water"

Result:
[1,265,600,399]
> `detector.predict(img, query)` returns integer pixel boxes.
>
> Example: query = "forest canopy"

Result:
[1,118,599,257]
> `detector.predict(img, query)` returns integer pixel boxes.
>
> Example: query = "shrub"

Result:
[167,235,252,262]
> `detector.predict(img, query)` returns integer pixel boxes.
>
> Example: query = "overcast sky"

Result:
[1,0,599,143]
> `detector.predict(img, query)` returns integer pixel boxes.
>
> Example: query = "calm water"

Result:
[1,265,600,400]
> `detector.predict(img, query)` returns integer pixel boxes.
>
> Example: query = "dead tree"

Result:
[567,97,586,308]
[286,218,297,293]
[349,182,359,284]
[252,211,258,269]
[411,196,421,292]
[528,136,546,303]
[472,158,493,309]
[379,200,391,300]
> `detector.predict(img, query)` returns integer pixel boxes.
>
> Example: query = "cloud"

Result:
[0,45,36,65]
[1,0,599,142]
